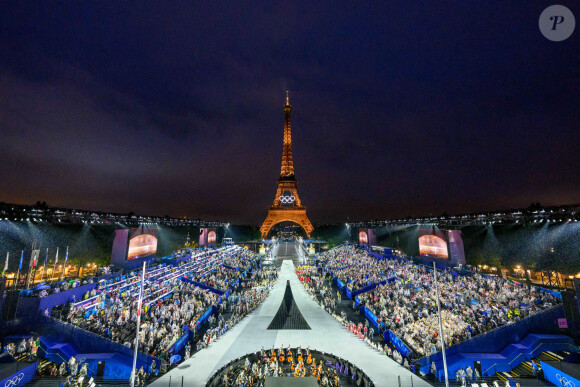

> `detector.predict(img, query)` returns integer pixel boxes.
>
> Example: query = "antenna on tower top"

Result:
[286,90,290,105]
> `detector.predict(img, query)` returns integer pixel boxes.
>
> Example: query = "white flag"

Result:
[3,252,8,273]
[55,247,59,264]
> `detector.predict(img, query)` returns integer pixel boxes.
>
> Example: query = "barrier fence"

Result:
[0,361,38,387]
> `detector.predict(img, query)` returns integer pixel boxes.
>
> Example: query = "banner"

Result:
[541,360,580,387]
[0,362,38,387]
[363,307,380,329]
[384,330,412,357]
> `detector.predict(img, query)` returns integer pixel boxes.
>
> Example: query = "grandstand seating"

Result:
[427,333,578,382]
[11,245,259,383]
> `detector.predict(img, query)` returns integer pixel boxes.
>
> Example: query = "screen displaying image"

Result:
[208,230,216,243]
[359,231,368,244]
[127,233,158,260]
[419,235,448,259]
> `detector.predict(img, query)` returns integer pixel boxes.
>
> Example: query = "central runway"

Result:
[152,242,429,386]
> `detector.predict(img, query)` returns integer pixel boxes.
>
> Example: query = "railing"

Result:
[146,375,187,387]
[483,341,579,377]
[30,375,132,386]
[417,375,547,386]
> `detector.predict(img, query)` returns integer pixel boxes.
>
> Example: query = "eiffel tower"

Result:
[260,92,314,239]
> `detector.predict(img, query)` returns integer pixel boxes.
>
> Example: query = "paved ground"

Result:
[151,242,429,387]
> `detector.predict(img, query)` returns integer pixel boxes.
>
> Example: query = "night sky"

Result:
[1,2,578,225]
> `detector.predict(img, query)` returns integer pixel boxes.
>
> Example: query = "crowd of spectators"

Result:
[196,268,278,352]
[66,279,218,358]
[296,264,419,373]
[319,245,561,358]
[222,249,256,271]
[318,246,392,293]
[57,246,266,362]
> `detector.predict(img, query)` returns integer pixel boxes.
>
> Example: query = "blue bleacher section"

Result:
[38,335,150,380]
[321,245,575,384]
[0,245,261,382]
[34,316,159,380]
[418,304,566,376]
[426,333,577,381]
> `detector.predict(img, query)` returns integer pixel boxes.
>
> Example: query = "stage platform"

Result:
[264,376,319,386]
[151,242,429,387]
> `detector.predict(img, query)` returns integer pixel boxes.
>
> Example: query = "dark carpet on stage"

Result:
[268,280,311,330]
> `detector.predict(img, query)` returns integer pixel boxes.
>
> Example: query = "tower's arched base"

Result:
[260,208,314,239]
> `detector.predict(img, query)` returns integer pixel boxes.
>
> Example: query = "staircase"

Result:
[490,350,570,383]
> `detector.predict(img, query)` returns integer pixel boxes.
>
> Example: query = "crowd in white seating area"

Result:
[297,266,337,312]
[222,249,256,270]
[183,249,257,291]
[196,269,278,352]
[67,279,218,358]
[319,245,561,358]
[317,245,393,292]
[58,246,267,361]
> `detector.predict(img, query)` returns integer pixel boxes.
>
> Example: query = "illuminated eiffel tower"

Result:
[260,92,314,238]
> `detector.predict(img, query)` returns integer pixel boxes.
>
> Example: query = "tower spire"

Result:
[280,91,294,178]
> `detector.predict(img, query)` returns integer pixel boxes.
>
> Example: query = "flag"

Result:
[64,246,69,266]
[44,248,49,268]
[55,247,59,264]
[18,251,23,271]
[3,252,8,273]
[30,250,39,268]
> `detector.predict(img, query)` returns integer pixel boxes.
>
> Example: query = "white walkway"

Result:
[152,257,429,386]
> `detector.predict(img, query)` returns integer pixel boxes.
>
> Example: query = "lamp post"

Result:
[433,262,449,387]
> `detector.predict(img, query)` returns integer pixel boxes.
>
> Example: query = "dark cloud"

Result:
[0,2,579,225]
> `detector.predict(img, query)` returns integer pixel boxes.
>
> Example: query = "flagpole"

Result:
[30,244,39,288]
[41,248,48,281]
[51,247,59,282]
[131,261,146,387]
[15,251,23,290]
[26,243,33,290]
[62,246,69,281]
[433,262,449,387]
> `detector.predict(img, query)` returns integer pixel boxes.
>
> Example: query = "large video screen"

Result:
[127,228,158,260]
[359,230,368,244]
[200,228,217,246]
[358,228,376,245]
[418,228,448,259]
[208,229,216,243]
